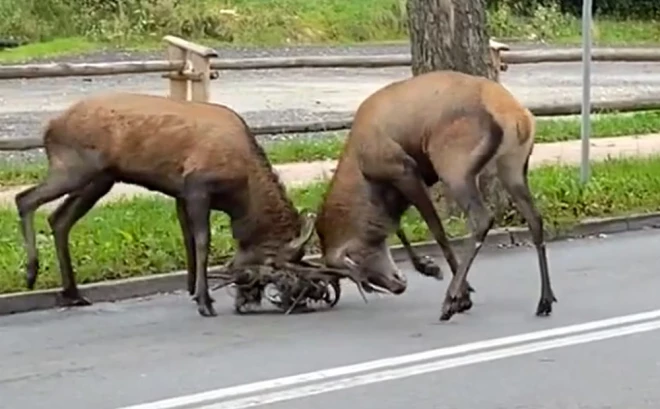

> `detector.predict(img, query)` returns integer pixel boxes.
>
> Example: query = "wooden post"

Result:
[489,39,510,82]
[190,53,212,103]
[162,35,218,103]
[165,44,189,101]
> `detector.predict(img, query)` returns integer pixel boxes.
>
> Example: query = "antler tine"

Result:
[207,264,232,279]
[282,208,317,256]
[208,262,279,292]
[207,262,238,291]
[339,256,391,297]
[283,262,370,304]
[210,278,236,292]
[350,276,369,304]
[296,259,325,268]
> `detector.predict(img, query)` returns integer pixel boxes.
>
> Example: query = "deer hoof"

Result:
[439,300,460,321]
[414,256,443,280]
[194,294,217,317]
[197,303,217,317]
[234,302,257,315]
[457,295,473,313]
[232,286,262,314]
[439,290,472,321]
[234,298,261,314]
[58,288,92,307]
[535,294,557,317]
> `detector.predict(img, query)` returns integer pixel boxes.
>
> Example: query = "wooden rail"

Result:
[3,43,660,80]
[2,96,658,152]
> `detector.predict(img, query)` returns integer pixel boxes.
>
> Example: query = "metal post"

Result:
[580,0,593,184]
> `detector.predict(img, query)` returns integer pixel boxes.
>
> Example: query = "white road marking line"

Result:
[116,308,660,409]
[200,319,660,409]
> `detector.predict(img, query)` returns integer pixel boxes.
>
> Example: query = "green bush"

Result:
[560,0,660,19]
[0,0,76,41]
[0,0,656,46]
[0,0,408,44]
[487,0,660,19]
[487,0,575,41]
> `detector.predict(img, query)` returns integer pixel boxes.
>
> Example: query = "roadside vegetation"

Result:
[1,110,658,187]
[2,155,660,294]
[0,0,658,63]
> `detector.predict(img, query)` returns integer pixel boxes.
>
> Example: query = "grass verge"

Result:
[1,110,659,187]
[266,110,660,163]
[0,0,658,63]
[2,155,660,294]
[0,38,105,64]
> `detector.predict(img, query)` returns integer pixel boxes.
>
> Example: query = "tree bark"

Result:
[406,0,511,222]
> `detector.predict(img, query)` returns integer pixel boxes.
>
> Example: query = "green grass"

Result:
[2,155,660,294]
[576,19,660,46]
[0,37,170,64]
[0,0,658,63]
[265,110,660,163]
[0,38,102,64]
[1,110,659,187]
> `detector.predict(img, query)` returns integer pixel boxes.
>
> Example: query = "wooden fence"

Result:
[1,35,659,153]
[2,42,660,80]
[2,96,659,152]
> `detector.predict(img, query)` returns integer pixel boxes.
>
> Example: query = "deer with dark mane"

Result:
[15,92,356,317]
[314,70,557,321]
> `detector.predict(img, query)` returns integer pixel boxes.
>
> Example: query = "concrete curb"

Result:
[2,212,660,316]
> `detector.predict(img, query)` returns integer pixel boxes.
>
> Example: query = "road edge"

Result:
[2,212,660,316]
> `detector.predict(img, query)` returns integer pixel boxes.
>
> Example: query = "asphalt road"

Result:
[2,228,660,409]
[1,42,660,165]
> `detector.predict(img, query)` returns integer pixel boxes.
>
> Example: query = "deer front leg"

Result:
[367,156,475,303]
[183,175,216,317]
[395,227,443,280]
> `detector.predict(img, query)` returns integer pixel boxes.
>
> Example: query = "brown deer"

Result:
[315,70,557,322]
[14,92,355,317]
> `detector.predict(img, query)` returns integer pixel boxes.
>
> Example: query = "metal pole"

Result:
[580,0,593,184]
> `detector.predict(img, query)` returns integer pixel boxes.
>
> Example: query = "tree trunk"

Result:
[406,0,512,223]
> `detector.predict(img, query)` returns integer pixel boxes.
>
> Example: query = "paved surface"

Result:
[2,228,660,409]
[1,42,659,164]
[1,133,658,210]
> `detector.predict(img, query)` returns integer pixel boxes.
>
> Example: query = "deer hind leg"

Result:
[47,174,114,306]
[427,119,501,321]
[496,153,557,317]
[395,227,443,280]
[437,171,494,320]
[176,199,197,296]
[14,147,101,290]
